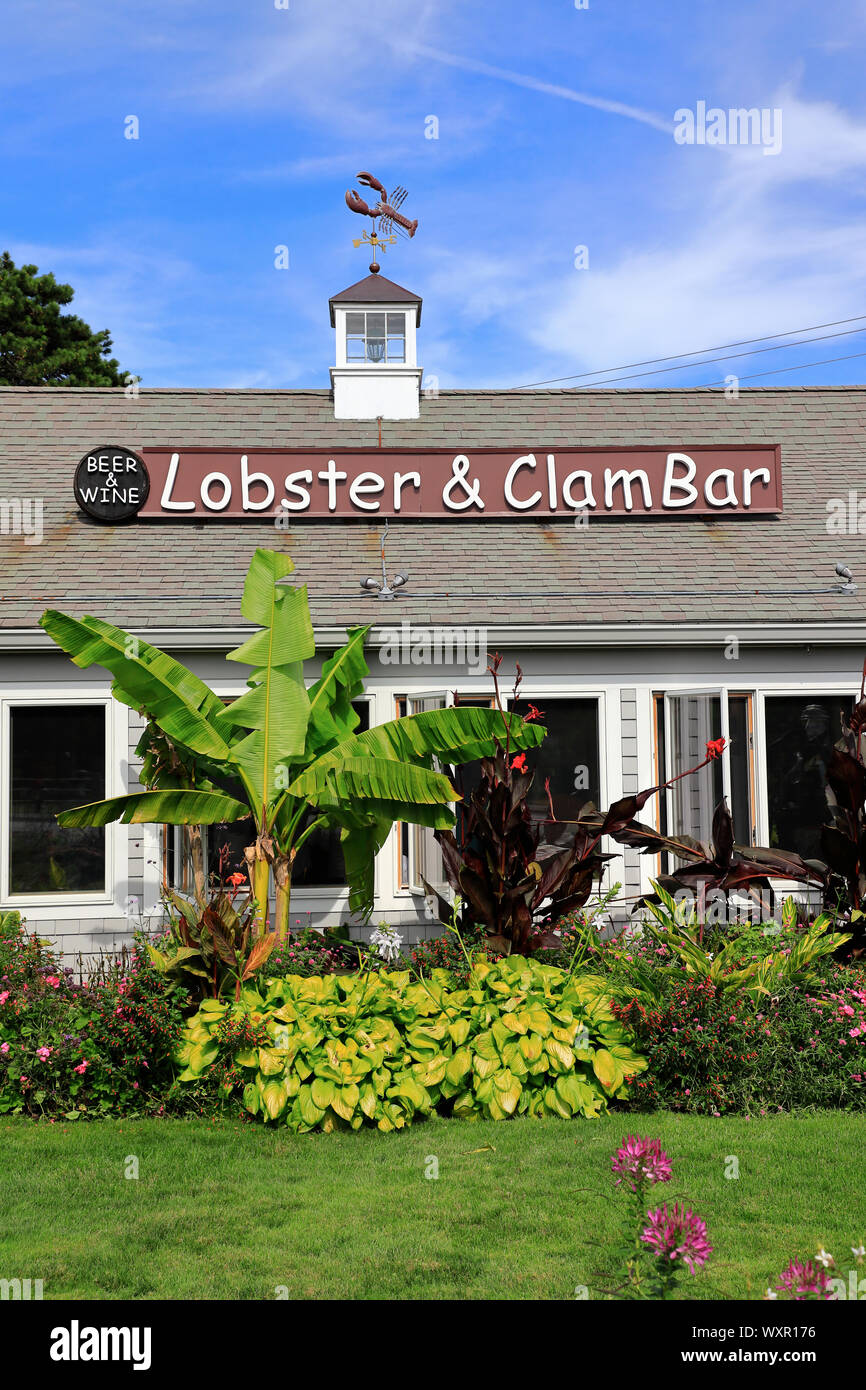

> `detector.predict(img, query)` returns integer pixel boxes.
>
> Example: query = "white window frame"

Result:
[641,679,857,901]
[389,683,614,907]
[0,691,127,917]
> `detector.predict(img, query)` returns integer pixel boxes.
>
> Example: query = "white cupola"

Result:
[329,271,423,420]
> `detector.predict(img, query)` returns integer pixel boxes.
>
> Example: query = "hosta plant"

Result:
[174,954,646,1132]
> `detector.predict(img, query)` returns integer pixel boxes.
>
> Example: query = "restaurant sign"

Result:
[75,446,782,522]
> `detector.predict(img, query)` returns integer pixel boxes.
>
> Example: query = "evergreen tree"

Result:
[0,251,128,385]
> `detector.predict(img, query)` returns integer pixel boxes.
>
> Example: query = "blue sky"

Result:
[2,0,865,390]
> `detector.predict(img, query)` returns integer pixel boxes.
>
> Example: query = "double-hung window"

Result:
[2,701,110,902]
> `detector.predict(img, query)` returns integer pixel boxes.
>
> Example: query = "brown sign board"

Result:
[135,446,782,520]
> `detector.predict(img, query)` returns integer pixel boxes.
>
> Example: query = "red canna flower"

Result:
[226,872,246,887]
[705,737,726,760]
[523,703,545,724]
[510,753,528,773]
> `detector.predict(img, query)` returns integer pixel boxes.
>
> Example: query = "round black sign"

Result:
[74,445,150,523]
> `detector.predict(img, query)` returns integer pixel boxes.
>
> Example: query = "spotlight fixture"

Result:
[835,561,857,594]
[358,520,408,600]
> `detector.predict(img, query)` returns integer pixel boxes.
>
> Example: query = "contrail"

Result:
[398,42,673,135]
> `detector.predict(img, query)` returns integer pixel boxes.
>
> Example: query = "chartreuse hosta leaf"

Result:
[175,955,646,1133]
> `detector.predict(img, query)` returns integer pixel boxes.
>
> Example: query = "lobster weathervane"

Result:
[345,171,418,273]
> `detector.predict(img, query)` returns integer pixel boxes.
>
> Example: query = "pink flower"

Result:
[774,1258,836,1300]
[0,992,9,1005]
[611,1135,672,1190]
[0,1042,9,1054]
[36,1046,52,1062]
[73,1061,88,1075]
[641,1202,713,1274]
[44,976,61,989]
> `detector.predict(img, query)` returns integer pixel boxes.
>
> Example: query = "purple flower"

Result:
[641,1202,712,1273]
[611,1135,673,1190]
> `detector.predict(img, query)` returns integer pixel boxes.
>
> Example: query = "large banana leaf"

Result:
[303,756,458,809]
[218,549,316,814]
[39,612,233,763]
[56,789,250,828]
[289,706,545,798]
[303,625,370,760]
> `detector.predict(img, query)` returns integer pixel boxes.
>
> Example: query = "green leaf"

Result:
[303,626,370,760]
[298,1085,326,1128]
[56,788,249,829]
[591,1047,619,1091]
[38,611,233,761]
[261,1078,289,1120]
[292,706,545,794]
[445,1046,472,1086]
[311,1077,335,1109]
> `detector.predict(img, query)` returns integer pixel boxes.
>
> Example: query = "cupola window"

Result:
[346,310,406,363]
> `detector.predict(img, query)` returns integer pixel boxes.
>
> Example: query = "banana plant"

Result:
[40,548,544,939]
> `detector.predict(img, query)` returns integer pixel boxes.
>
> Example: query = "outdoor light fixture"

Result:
[835,561,857,594]
[359,521,408,600]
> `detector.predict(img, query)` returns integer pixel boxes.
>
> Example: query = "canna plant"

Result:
[819,658,866,946]
[40,548,544,940]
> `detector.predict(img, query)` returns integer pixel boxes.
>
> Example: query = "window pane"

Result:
[346,313,365,333]
[366,337,386,363]
[366,313,386,334]
[453,700,600,849]
[386,313,405,334]
[666,694,723,844]
[346,336,365,360]
[511,698,600,845]
[728,695,752,844]
[766,695,853,860]
[9,706,106,893]
[293,702,370,887]
[206,774,252,888]
[386,337,405,362]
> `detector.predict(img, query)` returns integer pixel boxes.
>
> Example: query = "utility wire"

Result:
[561,325,866,389]
[509,312,866,390]
[690,349,866,390]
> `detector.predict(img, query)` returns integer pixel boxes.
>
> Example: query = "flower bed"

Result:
[0,914,190,1119]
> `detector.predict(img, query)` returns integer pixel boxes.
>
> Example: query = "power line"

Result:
[564,324,866,390]
[690,348,866,390]
[509,313,866,390]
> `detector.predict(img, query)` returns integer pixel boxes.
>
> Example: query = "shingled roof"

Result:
[329,273,422,324]
[0,385,864,635]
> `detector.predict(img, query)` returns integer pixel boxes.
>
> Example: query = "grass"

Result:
[1,1111,862,1300]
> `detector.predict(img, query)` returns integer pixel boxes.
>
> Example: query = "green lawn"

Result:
[0,1111,862,1300]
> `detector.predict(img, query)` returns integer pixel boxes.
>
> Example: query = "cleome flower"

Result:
[773,1257,836,1300]
[641,1202,713,1274]
[611,1135,673,1190]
